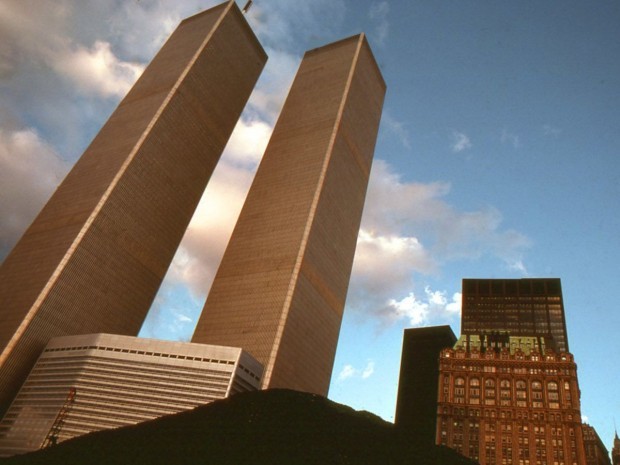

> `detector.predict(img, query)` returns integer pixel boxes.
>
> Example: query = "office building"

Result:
[192,34,386,396]
[394,326,456,447]
[0,333,262,457]
[435,278,587,465]
[0,1,266,417]
[582,424,611,465]
[462,278,569,352]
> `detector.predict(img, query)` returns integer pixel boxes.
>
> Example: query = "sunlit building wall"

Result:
[192,34,386,396]
[0,333,262,457]
[0,0,266,417]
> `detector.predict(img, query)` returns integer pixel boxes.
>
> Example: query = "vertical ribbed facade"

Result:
[192,34,386,396]
[0,334,262,457]
[0,1,266,416]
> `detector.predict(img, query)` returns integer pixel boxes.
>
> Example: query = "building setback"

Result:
[0,333,262,457]
[394,326,456,447]
[435,279,587,465]
[192,34,386,396]
[0,1,266,417]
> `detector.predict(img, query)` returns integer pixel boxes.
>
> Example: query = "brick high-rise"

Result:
[192,34,386,396]
[436,279,587,465]
[0,1,266,417]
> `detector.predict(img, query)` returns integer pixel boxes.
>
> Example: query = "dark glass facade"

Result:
[395,326,456,446]
[462,278,569,353]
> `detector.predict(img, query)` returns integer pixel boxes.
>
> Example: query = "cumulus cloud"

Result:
[344,159,529,326]
[361,361,375,379]
[451,131,472,152]
[53,41,144,98]
[337,361,375,382]
[338,364,357,381]
[380,288,462,326]
[0,128,69,258]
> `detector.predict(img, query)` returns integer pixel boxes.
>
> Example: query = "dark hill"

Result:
[0,389,476,465]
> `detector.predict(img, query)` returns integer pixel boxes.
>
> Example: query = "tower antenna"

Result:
[242,0,253,13]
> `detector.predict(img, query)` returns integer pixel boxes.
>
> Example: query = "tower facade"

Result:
[192,34,386,396]
[436,279,587,465]
[0,1,266,417]
[394,326,456,447]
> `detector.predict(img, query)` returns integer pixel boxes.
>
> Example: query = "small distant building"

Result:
[582,423,611,465]
[612,431,620,465]
[0,333,262,457]
[394,326,456,446]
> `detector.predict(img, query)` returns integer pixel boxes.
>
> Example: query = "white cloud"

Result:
[361,361,375,379]
[53,41,144,98]
[343,159,528,326]
[0,128,69,257]
[337,361,375,382]
[338,364,357,381]
[451,131,472,152]
[381,287,462,326]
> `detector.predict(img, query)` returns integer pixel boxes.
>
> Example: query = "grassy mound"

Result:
[0,389,475,465]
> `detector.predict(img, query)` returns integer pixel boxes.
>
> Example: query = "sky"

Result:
[1,0,619,451]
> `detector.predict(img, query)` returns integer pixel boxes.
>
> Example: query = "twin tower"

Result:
[0,0,386,416]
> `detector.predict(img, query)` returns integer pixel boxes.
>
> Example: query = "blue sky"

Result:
[1,0,618,451]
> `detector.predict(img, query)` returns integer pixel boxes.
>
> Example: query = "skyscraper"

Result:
[435,279,587,465]
[0,1,266,417]
[192,34,386,396]
[462,278,569,352]
[394,326,456,447]
[0,333,262,457]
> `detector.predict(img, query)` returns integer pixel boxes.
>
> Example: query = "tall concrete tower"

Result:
[0,1,266,416]
[192,34,386,396]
